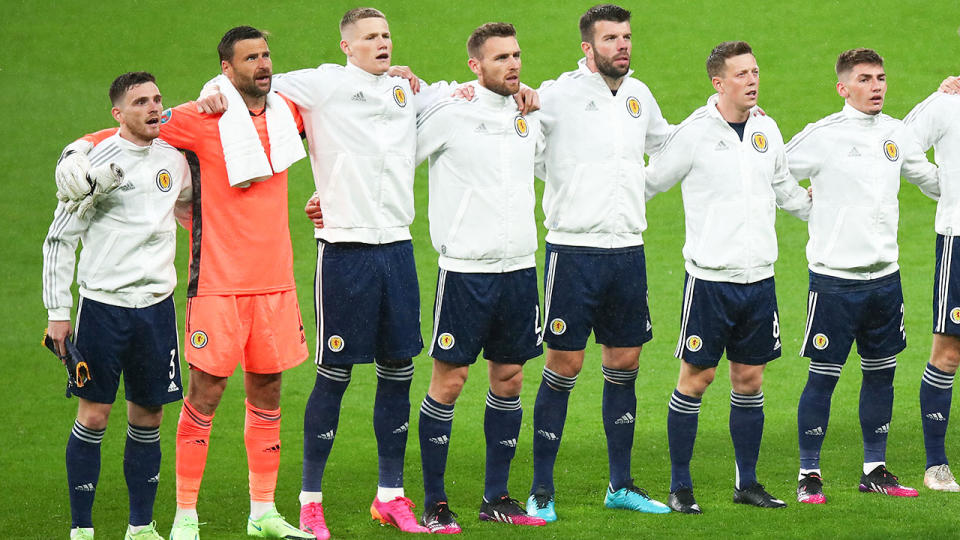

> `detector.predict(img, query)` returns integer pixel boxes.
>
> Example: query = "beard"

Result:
[484,78,520,97]
[594,50,630,79]
[480,67,520,97]
[236,68,272,98]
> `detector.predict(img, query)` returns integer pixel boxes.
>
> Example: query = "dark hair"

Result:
[706,41,753,78]
[109,71,156,105]
[340,7,386,33]
[836,48,884,78]
[467,22,517,58]
[218,26,267,62]
[579,4,631,43]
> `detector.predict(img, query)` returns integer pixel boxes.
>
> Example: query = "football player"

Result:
[43,71,191,540]
[789,48,938,504]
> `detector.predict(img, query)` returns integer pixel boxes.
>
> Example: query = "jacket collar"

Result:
[841,102,882,124]
[473,82,516,109]
[706,93,762,124]
[114,132,153,154]
[345,60,387,83]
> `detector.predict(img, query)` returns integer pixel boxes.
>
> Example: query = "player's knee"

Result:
[678,363,715,396]
[730,367,763,395]
[186,375,228,415]
[545,348,584,378]
[600,346,642,371]
[433,375,466,404]
[490,366,524,396]
[127,402,162,428]
[76,401,112,431]
[931,341,960,373]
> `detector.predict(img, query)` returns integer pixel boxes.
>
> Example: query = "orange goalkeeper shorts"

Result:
[185,290,308,377]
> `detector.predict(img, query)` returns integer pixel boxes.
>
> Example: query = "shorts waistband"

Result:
[546,242,644,256]
[809,270,900,293]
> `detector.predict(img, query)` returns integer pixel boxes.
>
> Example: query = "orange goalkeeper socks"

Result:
[175,399,213,510]
[245,399,281,503]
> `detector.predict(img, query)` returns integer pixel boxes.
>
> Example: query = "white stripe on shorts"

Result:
[674,274,696,358]
[314,243,325,365]
[799,291,818,357]
[427,269,447,357]
[541,251,559,342]
[936,237,954,333]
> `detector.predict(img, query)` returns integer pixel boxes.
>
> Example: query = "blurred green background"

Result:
[4,1,959,537]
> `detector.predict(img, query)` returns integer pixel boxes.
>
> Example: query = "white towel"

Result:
[212,74,306,188]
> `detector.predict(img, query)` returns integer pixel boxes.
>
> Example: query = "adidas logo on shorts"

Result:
[429,435,449,445]
[167,381,179,393]
[926,412,947,422]
[614,413,635,425]
[499,439,518,448]
[536,430,558,441]
[148,474,160,484]
[393,422,409,434]
[875,423,890,434]
[804,426,824,436]
[318,430,335,440]
[74,483,96,492]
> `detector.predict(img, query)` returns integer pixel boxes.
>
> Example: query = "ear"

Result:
[711,76,723,94]
[340,39,350,56]
[220,59,231,76]
[467,57,481,79]
[581,41,591,58]
[111,106,123,125]
[836,80,849,99]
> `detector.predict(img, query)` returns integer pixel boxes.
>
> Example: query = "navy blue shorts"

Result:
[72,295,183,406]
[315,240,423,365]
[674,274,781,367]
[800,271,905,363]
[934,235,960,336]
[542,243,652,351]
[428,268,543,365]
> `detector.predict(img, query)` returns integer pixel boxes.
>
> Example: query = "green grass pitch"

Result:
[4,1,960,538]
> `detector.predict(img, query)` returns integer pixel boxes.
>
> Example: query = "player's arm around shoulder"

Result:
[645,108,703,200]
[784,116,836,182]
[415,96,465,165]
[904,91,956,151]
[155,102,205,150]
[896,120,940,201]
[164,143,194,227]
[766,118,811,220]
[271,65,343,111]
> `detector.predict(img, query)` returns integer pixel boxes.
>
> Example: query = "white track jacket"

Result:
[42,134,191,320]
[905,92,959,236]
[273,62,450,244]
[537,59,671,248]
[787,103,939,280]
[416,84,543,273]
[646,95,811,284]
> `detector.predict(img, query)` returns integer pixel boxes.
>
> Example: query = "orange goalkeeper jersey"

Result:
[84,96,305,297]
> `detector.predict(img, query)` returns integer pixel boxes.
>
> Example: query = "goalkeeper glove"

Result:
[43,330,91,397]
[55,140,95,202]
[68,163,125,219]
